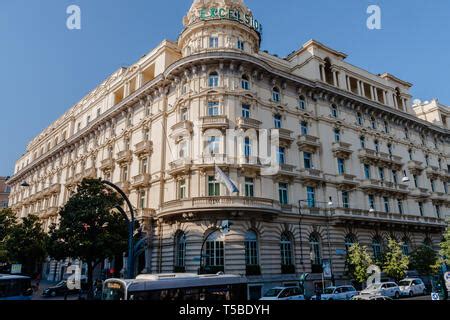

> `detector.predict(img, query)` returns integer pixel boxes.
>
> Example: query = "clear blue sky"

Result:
[1,0,450,175]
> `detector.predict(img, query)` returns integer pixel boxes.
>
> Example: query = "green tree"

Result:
[439,228,450,266]
[0,208,17,263]
[346,243,374,287]
[5,214,48,275]
[410,244,439,277]
[47,179,128,297]
[382,238,409,282]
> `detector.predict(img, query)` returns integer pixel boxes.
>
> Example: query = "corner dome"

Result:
[180,0,262,57]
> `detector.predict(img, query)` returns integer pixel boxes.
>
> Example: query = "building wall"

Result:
[0,177,10,208]
[6,0,450,292]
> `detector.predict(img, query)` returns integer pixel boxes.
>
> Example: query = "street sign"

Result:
[11,264,22,274]
[335,249,346,256]
[431,292,440,301]
[193,257,201,262]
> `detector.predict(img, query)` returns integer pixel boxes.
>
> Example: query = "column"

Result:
[357,81,363,96]
[320,65,326,82]
[346,76,351,92]
[332,70,338,87]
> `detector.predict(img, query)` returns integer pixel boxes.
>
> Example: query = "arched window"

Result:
[360,136,366,149]
[272,87,280,102]
[344,234,357,253]
[298,95,307,110]
[241,75,250,90]
[372,236,383,261]
[208,72,219,88]
[280,232,293,266]
[245,230,259,266]
[356,112,363,126]
[309,233,322,267]
[370,116,377,130]
[424,237,433,248]
[174,232,186,271]
[203,230,225,271]
[374,140,380,153]
[401,237,410,256]
[334,128,341,142]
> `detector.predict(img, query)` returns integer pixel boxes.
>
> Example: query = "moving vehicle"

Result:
[0,274,33,300]
[360,282,401,299]
[102,273,247,301]
[42,276,88,297]
[352,294,393,301]
[311,285,358,300]
[260,287,305,301]
[398,278,427,297]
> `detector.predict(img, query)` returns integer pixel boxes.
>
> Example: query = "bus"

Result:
[102,273,248,301]
[0,274,33,300]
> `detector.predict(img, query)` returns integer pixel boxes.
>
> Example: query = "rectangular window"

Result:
[139,190,146,209]
[300,121,309,135]
[307,187,316,208]
[245,178,254,197]
[392,170,398,185]
[279,183,289,205]
[378,167,385,181]
[383,197,390,213]
[342,191,350,209]
[140,157,148,174]
[334,129,341,142]
[274,115,282,129]
[369,195,375,211]
[209,36,219,48]
[277,147,286,164]
[242,104,251,118]
[244,138,252,157]
[418,202,424,216]
[436,205,441,218]
[413,175,419,188]
[207,101,220,116]
[179,180,187,199]
[397,199,404,214]
[304,152,312,169]
[208,176,220,196]
[207,136,221,154]
[237,39,245,50]
[430,180,435,192]
[364,164,371,179]
[337,158,346,175]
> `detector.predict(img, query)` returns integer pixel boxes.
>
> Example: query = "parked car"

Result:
[311,285,358,300]
[360,282,401,299]
[398,278,427,297]
[42,277,88,298]
[260,287,305,301]
[352,294,393,301]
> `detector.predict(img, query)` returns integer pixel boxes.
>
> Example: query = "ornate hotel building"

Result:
[7,0,450,297]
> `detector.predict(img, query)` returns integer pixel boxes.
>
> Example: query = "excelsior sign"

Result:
[198,7,263,35]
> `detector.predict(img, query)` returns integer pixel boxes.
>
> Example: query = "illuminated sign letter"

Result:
[219,8,227,18]
[210,7,218,18]
[199,9,207,20]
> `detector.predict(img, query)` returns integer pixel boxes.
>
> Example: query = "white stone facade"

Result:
[7,0,450,296]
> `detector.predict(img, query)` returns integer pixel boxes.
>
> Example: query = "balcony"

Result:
[168,158,193,176]
[332,141,353,159]
[274,163,297,178]
[358,148,378,164]
[195,154,229,168]
[360,179,384,193]
[116,181,131,194]
[134,141,153,156]
[425,166,440,179]
[171,120,193,135]
[330,207,446,231]
[410,187,431,199]
[49,184,61,194]
[160,196,279,217]
[100,157,115,171]
[131,173,151,188]
[116,150,132,164]
[237,156,261,173]
[137,208,155,219]
[359,149,402,169]
[236,117,262,130]
[408,160,424,174]
[297,135,321,153]
[298,168,323,185]
[335,174,358,188]
[200,116,229,130]
[274,128,294,146]
[430,192,446,204]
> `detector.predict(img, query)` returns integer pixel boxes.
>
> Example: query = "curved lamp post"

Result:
[101,180,135,280]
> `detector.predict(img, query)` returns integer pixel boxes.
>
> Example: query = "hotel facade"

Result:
[7,0,450,298]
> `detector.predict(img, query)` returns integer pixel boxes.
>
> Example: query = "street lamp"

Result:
[20,179,136,280]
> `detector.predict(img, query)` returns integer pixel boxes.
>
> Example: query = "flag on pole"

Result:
[215,166,239,194]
